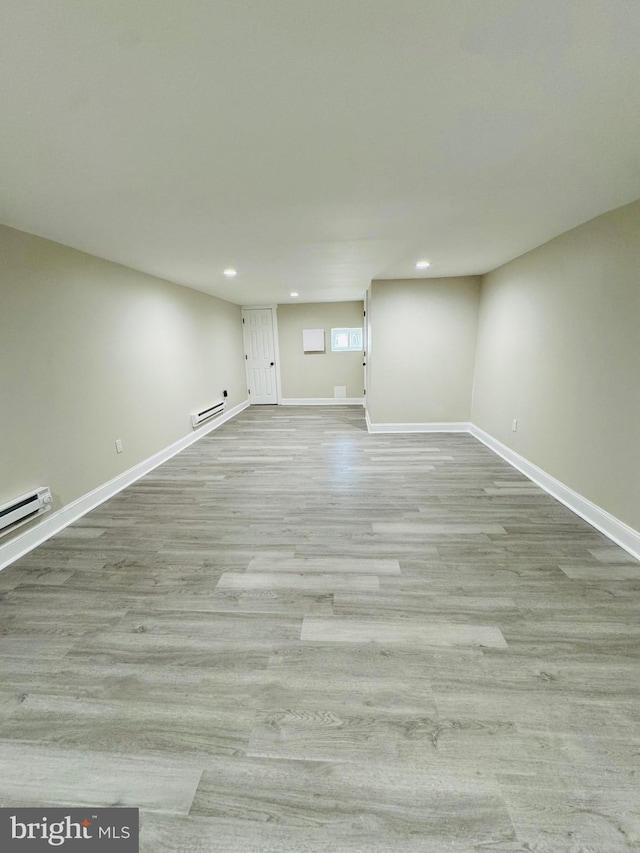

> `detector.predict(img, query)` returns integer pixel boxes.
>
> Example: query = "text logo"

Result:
[0,808,138,851]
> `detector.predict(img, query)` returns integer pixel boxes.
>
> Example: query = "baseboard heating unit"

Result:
[191,399,226,428]
[0,486,53,538]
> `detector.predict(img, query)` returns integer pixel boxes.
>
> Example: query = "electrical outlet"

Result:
[511,419,518,432]
[115,439,123,453]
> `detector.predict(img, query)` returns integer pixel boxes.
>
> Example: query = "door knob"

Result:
[270,362,275,366]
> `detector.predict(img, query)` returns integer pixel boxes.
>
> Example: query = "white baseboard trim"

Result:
[4,401,637,570]
[280,398,364,406]
[470,424,640,562]
[366,416,471,434]
[0,399,250,572]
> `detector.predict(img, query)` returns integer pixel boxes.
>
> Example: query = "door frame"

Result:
[241,304,282,405]
[363,289,370,412]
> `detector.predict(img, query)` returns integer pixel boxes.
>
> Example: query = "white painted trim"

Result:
[242,303,277,310]
[280,398,364,406]
[366,414,639,559]
[5,400,636,572]
[0,400,250,572]
[366,419,471,434]
[469,424,640,562]
[271,307,283,405]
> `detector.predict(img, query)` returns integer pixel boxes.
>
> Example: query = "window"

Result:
[331,328,363,352]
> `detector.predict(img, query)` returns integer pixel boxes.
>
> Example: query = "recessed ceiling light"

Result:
[290,292,299,298]
[416,260,431,269]
[223,268,237,278]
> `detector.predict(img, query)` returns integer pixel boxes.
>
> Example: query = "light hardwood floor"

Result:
[1,406,639,852]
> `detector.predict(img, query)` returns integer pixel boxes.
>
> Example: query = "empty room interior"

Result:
[1,2,640,851]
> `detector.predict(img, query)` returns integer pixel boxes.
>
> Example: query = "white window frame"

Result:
[331,327,363,352]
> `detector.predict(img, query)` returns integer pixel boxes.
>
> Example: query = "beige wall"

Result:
[0,224,247,524]
[3,198,638,549]
[366,277,481,424]
[277,301,364,399]
[472,200,640,531]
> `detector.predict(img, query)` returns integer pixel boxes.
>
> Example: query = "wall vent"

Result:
[191,399,226,428]
[0,486,53,538]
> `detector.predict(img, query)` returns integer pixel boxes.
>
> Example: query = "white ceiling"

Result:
[2,1,639,305]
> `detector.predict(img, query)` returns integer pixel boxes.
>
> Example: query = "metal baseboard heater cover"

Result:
[191,399,226,428]
[0,486,53,538]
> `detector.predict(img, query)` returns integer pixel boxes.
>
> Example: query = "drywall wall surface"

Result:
[367,277,480,424]
[472,199,640,531]
[0,224,246,520]
[277,301,364,398]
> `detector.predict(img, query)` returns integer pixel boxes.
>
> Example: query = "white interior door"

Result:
[242,308,278,404]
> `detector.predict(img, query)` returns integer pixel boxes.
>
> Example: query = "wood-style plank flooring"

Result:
[1,406,640,852]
